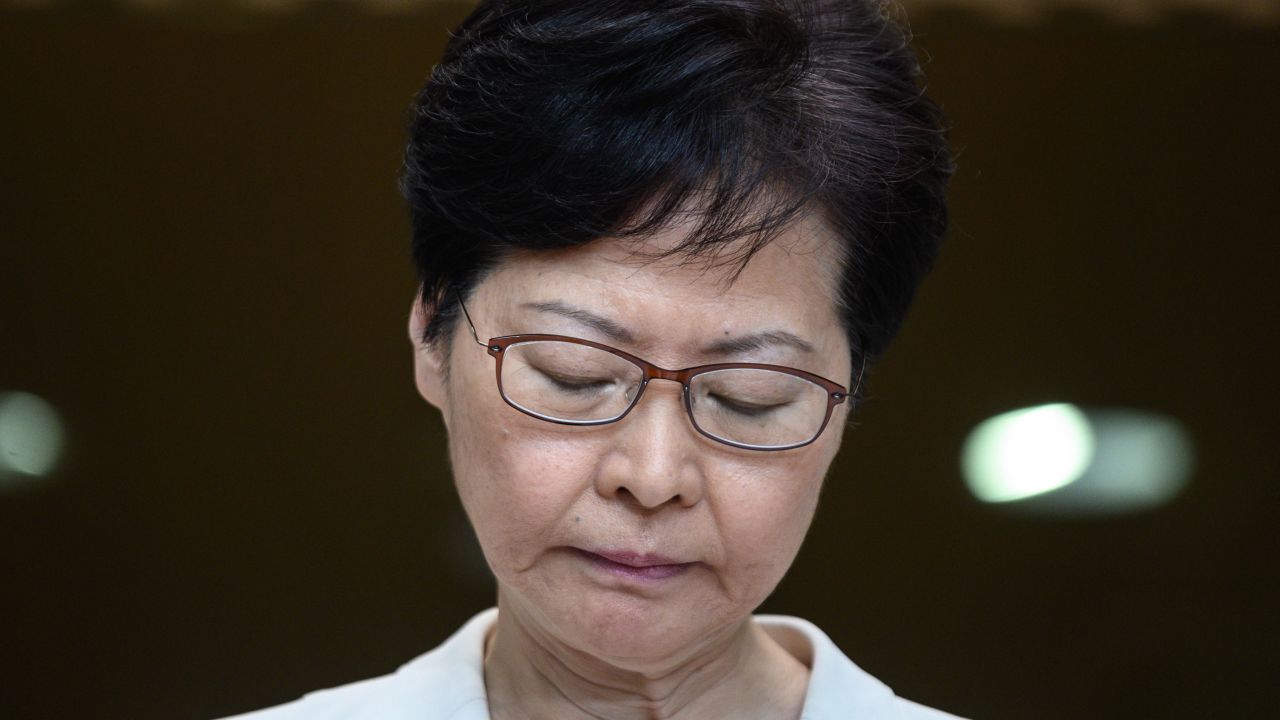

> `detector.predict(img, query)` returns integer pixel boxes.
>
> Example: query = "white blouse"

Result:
[223,607,965,719]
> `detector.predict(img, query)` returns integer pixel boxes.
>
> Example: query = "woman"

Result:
[229,0,959,717]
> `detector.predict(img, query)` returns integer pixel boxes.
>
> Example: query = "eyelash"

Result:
[540,369,612,393]
[708,393,783,416]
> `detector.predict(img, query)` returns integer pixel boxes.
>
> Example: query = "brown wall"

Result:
[1,6,1276,719]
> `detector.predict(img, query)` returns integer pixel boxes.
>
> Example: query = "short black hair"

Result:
[401,0,953,374]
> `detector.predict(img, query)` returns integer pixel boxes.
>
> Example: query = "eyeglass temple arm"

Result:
[454,288,488,347]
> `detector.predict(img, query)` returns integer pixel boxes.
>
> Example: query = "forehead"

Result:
[476,214,850,362]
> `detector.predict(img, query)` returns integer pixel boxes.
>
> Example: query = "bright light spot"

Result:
[962,403,1095,503]
[0,391,65,485]
[962,404,1194,515]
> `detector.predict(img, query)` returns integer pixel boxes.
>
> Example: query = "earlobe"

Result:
[409,297,449,412]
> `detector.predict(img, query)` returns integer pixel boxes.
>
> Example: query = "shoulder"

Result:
[753,613,969,720]
[216,608,497,720]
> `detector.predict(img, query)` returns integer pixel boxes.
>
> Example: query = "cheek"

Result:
[713,458,825,598]
[450,412,596,574]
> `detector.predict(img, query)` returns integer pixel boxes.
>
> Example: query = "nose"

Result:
[593,379,706,510]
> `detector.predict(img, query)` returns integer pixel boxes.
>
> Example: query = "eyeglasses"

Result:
[455,296,863,451]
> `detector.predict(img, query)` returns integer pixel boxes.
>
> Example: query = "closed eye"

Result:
[708,393,786,417]
[538,368,614,394]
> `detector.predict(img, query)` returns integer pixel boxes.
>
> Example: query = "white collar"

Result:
[391,607,901,720]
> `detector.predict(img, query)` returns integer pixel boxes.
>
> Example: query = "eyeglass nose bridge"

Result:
[642,365,688,384]
[609,369,704,452]
[622,366,693,416]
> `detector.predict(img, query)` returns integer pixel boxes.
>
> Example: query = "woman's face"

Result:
[412,218,853,667]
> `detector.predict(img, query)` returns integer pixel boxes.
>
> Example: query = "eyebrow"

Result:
[521,301,636,344]
[702,331,815,356]
[521,301,815,356]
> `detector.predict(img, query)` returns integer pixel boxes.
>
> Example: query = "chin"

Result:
[545,590,733,668]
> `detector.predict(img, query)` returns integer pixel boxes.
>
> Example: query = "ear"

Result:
[409,295,449,414]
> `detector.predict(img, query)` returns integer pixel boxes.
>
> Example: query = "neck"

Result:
[482,595,809,720]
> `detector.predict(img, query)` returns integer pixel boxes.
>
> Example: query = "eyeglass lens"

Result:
[498,340,832,449]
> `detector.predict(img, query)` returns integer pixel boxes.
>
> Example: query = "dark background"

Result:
[2,3,1276,718]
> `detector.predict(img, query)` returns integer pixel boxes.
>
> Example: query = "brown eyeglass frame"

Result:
[456,296,863,451]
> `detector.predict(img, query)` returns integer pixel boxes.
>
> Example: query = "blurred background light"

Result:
[963,404,1195,515]
[0,390,65,488]
[962,403,1095,503]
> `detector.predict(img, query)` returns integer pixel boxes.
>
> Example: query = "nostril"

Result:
[615,484,683,511]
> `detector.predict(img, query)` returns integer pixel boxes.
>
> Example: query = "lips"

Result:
[572,547,695,581]
[588,549,686,567]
